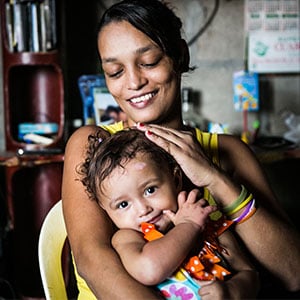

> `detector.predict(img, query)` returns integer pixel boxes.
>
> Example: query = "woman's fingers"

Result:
[138,124,198,163]
[136,123,216,188]
[137,122,193,151]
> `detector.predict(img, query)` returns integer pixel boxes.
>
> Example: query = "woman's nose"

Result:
[127,67,147,90]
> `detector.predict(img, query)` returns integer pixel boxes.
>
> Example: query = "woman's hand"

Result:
[136,123,215,187]
[136,123,241,207]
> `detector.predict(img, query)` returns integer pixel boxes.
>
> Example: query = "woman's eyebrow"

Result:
[101,57,117,64]
[135,44,159,55]
[102,44,160,64]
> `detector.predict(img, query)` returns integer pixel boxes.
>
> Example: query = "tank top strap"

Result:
[100,121,124,134]
[194,128,222,219]
[194,128,219,166]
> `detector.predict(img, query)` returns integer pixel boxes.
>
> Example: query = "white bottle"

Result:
[182,88,206,130]
[281,110,300,144]
[282,111,300,131]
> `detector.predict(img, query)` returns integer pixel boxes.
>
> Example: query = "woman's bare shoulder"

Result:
[218,133,250,152]
[216,133,279,208]
[217,133,260,176]
[68,125,109,143]
[65,125,109,153]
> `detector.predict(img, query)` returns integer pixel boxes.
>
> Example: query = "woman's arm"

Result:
[199,230,260,300]
[62,126,163,299]
[136,124,300,291]
[218,134,300,291]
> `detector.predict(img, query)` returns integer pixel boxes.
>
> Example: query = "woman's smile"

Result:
[98,21,181,127]
[129,91,157,105]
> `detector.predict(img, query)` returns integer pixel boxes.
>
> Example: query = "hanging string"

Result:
[187,0,220,47]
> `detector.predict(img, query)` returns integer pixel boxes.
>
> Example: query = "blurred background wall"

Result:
[0,0,299,148]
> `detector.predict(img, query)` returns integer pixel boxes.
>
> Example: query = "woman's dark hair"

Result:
[97,0,191,72]
[79,129,179,202]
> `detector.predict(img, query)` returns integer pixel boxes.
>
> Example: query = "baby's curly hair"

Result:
[78,128,179,203]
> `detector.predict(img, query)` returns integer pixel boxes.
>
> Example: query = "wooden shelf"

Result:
[0,1,65,298]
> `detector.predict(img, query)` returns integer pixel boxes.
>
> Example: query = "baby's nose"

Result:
[137,199,152,217]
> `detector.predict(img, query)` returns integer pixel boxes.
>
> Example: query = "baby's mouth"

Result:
[147,213,163,225]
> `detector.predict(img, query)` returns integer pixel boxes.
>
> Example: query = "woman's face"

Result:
[98,21,182,128]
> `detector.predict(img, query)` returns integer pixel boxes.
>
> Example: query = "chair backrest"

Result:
[38,200,68,300]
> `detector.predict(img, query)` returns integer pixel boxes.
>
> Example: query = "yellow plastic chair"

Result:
[38,200,68,300]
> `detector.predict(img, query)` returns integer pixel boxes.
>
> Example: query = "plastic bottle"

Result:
[281,111,300,131]
[281,110,300,144]
[182,88,206,130]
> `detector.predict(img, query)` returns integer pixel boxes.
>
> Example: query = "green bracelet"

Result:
[223,185,248,214]
[227,193,253,216]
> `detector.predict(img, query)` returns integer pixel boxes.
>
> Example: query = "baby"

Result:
[79,128,259,299]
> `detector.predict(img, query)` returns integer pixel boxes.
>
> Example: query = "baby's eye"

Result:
[144,186,157,196]
[117,201,128,209]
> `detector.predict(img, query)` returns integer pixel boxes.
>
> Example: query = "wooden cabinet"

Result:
[2,53,64,151]
[0,1,65,299]
[1,0,64,151]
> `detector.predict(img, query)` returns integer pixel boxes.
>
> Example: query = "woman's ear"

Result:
[179,39,190,73]
[173,166,183,192]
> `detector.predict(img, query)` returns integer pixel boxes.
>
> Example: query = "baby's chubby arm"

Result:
[112,189,216,286]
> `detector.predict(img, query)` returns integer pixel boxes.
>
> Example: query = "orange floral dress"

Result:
[141,217,234,299]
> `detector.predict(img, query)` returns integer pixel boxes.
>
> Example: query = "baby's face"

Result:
[99,153,179,233]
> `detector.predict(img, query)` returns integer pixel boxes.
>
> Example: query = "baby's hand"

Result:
[198,279,229,300]
[164,189,217,230]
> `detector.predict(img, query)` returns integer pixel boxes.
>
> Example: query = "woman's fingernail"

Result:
[146,130,153,135]
[139,122,145,127]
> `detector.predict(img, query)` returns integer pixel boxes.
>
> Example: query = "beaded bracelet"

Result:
[222,185,248,214]
[233,198,256,223]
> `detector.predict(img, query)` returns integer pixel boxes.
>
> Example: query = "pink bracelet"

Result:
[233,198,255,223]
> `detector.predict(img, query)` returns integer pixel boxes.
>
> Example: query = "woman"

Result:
[62,0,300,299]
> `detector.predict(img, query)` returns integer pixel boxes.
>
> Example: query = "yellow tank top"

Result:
[75,122,221,299]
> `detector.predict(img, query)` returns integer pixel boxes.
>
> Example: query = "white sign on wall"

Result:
[245,0,300,73]
[248,32,300,73]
